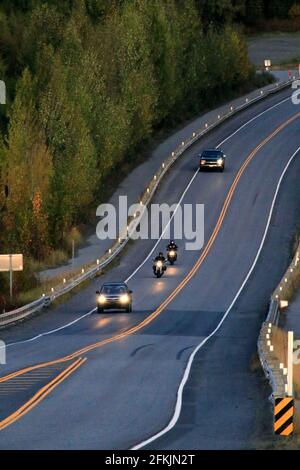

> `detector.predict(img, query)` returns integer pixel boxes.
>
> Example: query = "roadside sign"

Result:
[264,59,271,70]
[0,254,23,300]
[274,397,294,436]
[0,254,23,272]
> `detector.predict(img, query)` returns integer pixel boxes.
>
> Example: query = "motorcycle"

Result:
[153,259,167,278]
[167,249,177,265]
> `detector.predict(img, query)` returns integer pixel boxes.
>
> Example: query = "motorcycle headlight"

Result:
[98,294,107,304]
[120,293,130,304]
[217,158,224,166]
[169,250,175,257]
[157,261,163,268]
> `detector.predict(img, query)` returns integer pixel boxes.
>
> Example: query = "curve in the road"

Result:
[0,109,299,434]
[132,143,300,450]
[1,95,291,352]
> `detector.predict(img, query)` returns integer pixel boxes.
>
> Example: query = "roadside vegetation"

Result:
[0,0,292,310]
[276,55,300,68]
[193,1,300,32]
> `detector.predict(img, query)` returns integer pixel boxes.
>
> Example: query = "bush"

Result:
[289,4,300,19]
[64,227,83,252]
[245,17,300,33]
[252,71,275,88]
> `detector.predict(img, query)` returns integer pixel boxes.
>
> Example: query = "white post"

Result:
[9,254,12,301]
[287,331,294,397]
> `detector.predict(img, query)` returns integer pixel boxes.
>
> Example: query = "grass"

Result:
[247,32,300,39]
[12,227,85,307]
[17,259,100,305]
[28,250,69,272]
[274,55,300,68]
[16,236,135,306]
[31,228,84,272]
[64,226,83,252]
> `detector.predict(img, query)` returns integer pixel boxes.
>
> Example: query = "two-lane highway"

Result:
[0,88,300,449]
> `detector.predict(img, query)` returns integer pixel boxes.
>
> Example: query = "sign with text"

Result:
[264,59,271,69]
[0,254,23,272]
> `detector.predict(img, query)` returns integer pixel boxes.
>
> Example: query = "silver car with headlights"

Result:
[96,282,133,313]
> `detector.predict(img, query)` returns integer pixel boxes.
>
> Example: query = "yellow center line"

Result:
[0,112,299,432]
[2,112,300,378]
[0,357,86,431]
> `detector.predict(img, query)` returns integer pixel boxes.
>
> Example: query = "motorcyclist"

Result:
[167,240,178,252]
[153,252,166,272]
[154,252,166,263]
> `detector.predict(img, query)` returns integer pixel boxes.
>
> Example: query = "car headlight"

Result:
[217,158,224,166]
[200,160,206,165]
[120,293,130,304]
[98,294,107,304]
[169,250,175,257]
[157,261,163,268]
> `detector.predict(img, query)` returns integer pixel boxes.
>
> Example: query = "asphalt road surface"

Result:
[248,34,300,66]
[0,87,300,449]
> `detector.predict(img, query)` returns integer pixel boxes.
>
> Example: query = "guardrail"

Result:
[258,243,300,400]
[258,301,286,398]
[266,298,280,325]
[0,76,295,329]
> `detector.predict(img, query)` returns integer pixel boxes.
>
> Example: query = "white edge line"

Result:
[1,95,291,349]
[131,144,300,450]
[125,169,199,282]
[126,95,290,282]
[2,309,96,350]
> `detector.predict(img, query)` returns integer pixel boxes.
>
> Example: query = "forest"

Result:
[0,0,296,306]
[196,0,300,27]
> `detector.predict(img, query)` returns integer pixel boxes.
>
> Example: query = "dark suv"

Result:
[199,149,226,172]
[96,282,133,313]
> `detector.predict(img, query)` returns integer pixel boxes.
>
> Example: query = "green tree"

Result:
[0,0,254,269]
[40,51,97,242]
[265,0,294,18]
[244,0,264,24]
[3,69,53,258]
[195,0,245,25]
[289,3,300,18]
